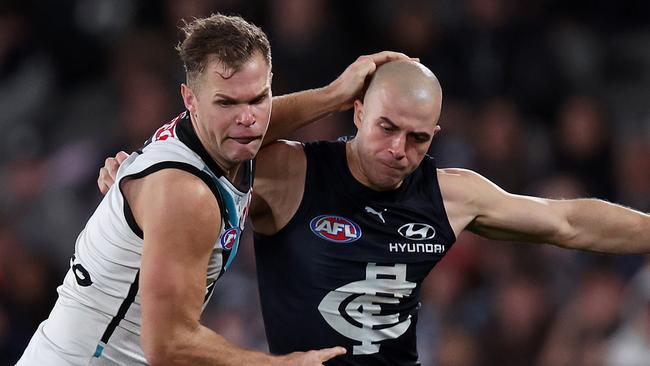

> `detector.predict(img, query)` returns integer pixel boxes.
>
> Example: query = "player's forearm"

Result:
[264,86,342,146]
[144,323,281,366]
[557,199,650,254]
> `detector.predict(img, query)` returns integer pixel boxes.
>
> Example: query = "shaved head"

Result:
[348,60,444,191]
[364,60,442,120]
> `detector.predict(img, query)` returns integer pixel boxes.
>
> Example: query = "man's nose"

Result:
[388,135,406,160]
[236,105,256,127]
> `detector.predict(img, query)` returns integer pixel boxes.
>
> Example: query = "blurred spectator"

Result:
[269,0,343,89]
[0,217,60,363]
[269,0,350,141]
[537,269,625,366]
[109,29,180,151]
[472,97,530,192]
[607,262,650,366]
[481,274,552,366]
[0,3,57,165]
[616,138,650,211]
[435,323,480,366]
[553,95,616,199]
[429,98,475,169]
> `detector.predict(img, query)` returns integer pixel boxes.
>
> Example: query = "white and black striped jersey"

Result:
[17,111,252,365]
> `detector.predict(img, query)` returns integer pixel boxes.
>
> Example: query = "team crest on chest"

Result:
[318,263,416,355]
[220,227,239,250]
[310,215,362,243]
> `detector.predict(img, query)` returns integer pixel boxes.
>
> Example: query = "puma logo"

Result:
[365,206,387,224]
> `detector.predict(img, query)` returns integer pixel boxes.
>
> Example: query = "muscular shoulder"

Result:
[123,168,221,235]
[251,140,307,234]
[255,139,305,189]
[257,139,305,167]
[437,168,485,205]
[436,168,505,235]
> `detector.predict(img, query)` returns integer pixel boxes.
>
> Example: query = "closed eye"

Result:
[379,122,397,133]
[410,133,431,143]
[215,99,235,107]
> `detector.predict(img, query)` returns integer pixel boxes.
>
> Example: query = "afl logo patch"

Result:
[310,215,362,243]
[397,223,436,240]
[220,228,239,250]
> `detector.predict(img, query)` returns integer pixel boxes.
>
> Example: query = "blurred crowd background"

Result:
[1,0,650,365]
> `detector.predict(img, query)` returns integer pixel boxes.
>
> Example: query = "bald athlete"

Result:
[101,60,650,365]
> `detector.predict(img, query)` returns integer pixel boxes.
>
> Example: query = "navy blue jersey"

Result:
[254,140,456,366]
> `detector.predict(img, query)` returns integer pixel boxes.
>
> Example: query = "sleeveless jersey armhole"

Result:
[117,160,225,239]
[426,159,457,243]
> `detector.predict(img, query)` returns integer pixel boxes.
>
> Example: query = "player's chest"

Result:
[301,202,453,263]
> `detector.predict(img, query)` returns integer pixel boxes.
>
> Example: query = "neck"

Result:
[345,140,366,186]
[220,163,240,182]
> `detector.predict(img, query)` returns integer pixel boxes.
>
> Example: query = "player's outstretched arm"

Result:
[439,168,650,254]
[263,51,415,146]
[122,169,345,366]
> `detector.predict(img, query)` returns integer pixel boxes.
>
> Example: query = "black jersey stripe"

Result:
[118,161,224,240]
[94,270,140,357]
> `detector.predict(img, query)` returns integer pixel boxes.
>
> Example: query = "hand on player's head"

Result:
[362,50,420,70]
[329,51,418,112]
[97,151,129,195]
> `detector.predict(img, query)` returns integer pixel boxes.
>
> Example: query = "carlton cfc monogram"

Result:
[318,263,416,355]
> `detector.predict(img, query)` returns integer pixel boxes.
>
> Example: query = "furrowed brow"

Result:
[249,88,270,103]
[214,87,269,104]
[213,93,236,102]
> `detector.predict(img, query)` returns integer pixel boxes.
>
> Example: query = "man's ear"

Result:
[353,100,364,129]
[432,125,442,137]
[181,83,197,117]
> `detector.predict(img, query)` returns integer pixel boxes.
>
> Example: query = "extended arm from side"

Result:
[122,169,344,366]
[439,168,650,253]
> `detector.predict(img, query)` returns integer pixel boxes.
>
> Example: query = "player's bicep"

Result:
[124,170,221,330]
[464,171,570,243]
[250,140,306,234]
